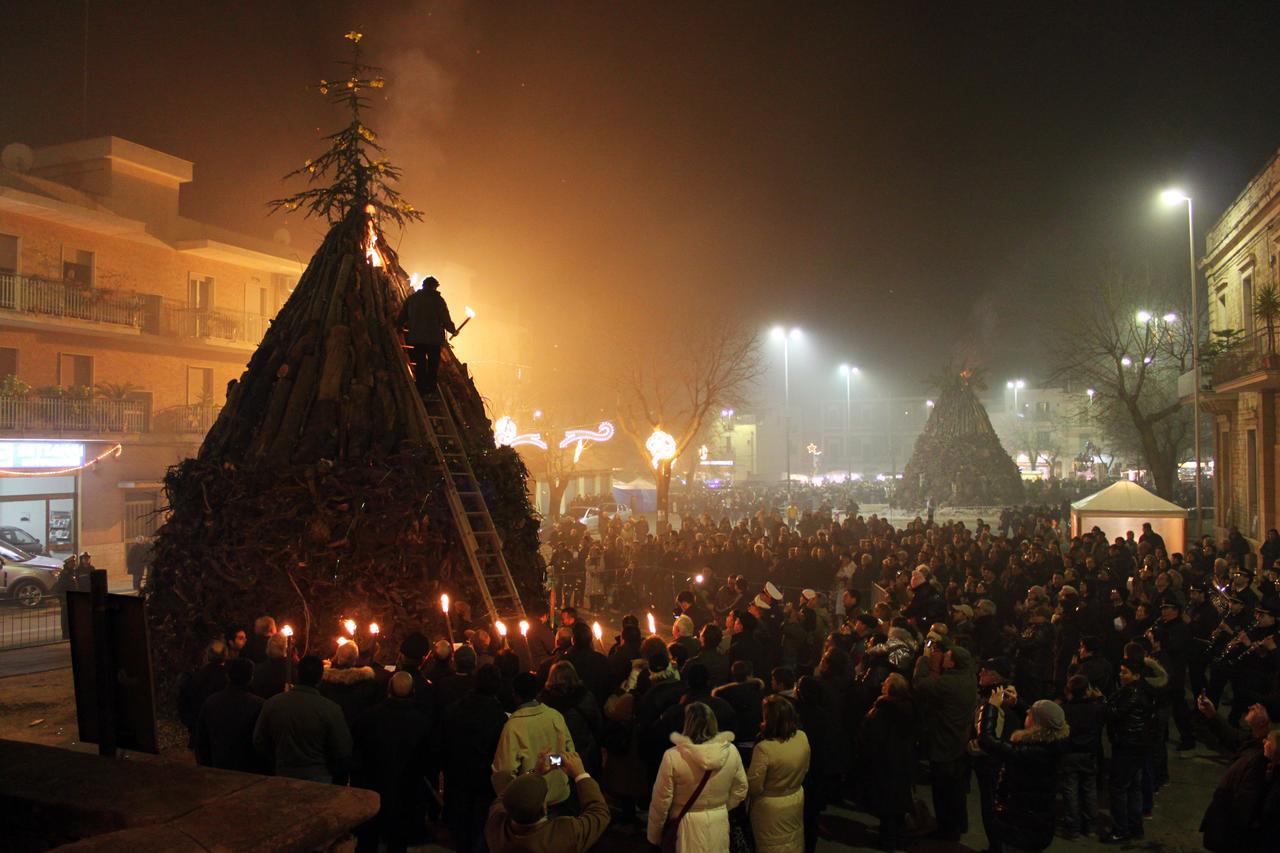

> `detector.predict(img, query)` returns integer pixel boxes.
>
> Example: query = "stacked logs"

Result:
[145,206,543,708]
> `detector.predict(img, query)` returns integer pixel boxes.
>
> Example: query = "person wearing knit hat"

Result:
[976,685,1070,851]
[485,746,611,850]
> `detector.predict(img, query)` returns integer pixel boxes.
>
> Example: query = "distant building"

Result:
[1197,145,1280,543]
[991,385,1097,480]
[0,137,302,581]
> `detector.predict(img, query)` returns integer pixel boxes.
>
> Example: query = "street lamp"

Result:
[1006,379,1025,413]
[772,326,802,504]
[1136,310,1153,324]
[839,364,859,480]
[1162,187,1202,534]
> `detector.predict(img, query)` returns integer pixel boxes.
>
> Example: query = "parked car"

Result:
[0,526,47,555]
[0,543,63,608]
[569,502,633,533]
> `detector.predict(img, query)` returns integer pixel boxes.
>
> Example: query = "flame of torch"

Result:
[441,593,450,614]
[495,620,508,637]
[519,620,530,637]
[281,624,294,638]
[368,622,380,636]
[343,618,357,636]
[336,636,350,647]
[465,305,477,319]
[695,574,705,584]
[592,621,603,641]
[647,612,657,636]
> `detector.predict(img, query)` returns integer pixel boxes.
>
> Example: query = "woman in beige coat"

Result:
[748,695,811,852]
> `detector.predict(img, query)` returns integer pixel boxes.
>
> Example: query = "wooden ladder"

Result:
[419,384,527,626]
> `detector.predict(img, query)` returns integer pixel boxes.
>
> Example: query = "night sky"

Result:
[4,1,1280,408]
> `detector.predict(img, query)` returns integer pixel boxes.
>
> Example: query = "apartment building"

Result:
[1197,145,1280,544]
[0,137,302,580]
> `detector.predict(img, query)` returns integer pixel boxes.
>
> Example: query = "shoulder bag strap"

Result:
[676,769,715,823]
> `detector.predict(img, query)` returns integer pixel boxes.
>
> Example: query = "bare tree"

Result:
[615,319,763,524]
[1048,269,1194,498]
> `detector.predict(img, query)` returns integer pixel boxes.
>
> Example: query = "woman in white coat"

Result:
[647,701,748,852]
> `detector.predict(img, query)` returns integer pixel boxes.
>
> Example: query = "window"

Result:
[1035,401,1050,414]
[1247,428,1259,537]
[187,367,214,405]
[0,347,16,379]
[62,248,93,284]
[1035,431,1052,447]
[248,278,271,316]
[124,492,161,540]
[57,353,93,388]
[0,233,18,274]
[188,275,214,310]
[1242,271,1255,334]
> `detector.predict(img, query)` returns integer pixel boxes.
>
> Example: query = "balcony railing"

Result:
[0,397,148,434]
[1209,329,1280,388]
[0,273,146,329]
[162,305,268,345]
[151,403,222,434]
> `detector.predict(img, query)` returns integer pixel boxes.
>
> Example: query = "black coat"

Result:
[1106,681,1157,753]
[352,697,433,830]
[194,685,264,772]
[683,646,731,687]
[857,695,917,817]
[319,665,381,729]
[179,662,228,734]
[249,657,289,700]
[729,630,768,681]
[442,691,508,821]
[712,678,764,744]
[978,704,1067,851]
[541,685,604,774]
[565,647,616,709]
[396,286,456,345]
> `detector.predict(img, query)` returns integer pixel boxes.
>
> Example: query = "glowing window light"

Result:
[646,429,677,469]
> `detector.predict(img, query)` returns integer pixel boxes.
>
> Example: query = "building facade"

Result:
[1198,145,1280,544]
[0,137,302,581]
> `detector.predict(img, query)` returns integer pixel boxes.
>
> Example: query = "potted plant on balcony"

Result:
[1254,285,1280,369]
[95,382,143,431]
[0,374,31,430]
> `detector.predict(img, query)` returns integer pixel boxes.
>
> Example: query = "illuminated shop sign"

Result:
[0,441,86,469]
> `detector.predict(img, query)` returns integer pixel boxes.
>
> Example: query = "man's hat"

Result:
[980,656,1013,679]
[1158,598,1183,612]
[801,588,818,602]
[765,582,783,601]
[752,594,772,610]
[951,603,974,620]
[501,773,548,823]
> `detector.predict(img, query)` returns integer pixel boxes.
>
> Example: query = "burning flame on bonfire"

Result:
[364,204,385,268]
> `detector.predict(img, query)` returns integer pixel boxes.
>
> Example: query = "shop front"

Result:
[0,441,83,560]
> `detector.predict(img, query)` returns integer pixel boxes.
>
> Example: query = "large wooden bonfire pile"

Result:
[145,206,542,704]
[898,368,1024,507]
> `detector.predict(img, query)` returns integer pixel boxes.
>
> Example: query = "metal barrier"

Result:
[0,599,65,650]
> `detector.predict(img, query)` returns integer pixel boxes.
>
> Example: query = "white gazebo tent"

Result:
[1071,480,1189,555]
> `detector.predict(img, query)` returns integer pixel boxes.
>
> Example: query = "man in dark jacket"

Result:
[396,275,456,394]
[179,639,229,745]
[1153,599,1195,750]
[352,672,433,853]
[253,655,353,783]
[683,623,730,687]
[1195,694,1276,852]
[912,633,977,842]
[443,664,509,851]
[195,657,265,773]
[712,659,765,746]
[728,610,768,679]
[564,621,615,710]
[1103,658,1157,843]
[1059,674,1105,838]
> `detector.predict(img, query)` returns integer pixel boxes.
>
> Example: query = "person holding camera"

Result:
[485,742,610,853]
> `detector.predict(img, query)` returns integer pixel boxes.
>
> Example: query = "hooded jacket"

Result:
[647,730,748,852]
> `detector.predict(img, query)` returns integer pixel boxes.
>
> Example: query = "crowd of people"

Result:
[177,496,1280,852]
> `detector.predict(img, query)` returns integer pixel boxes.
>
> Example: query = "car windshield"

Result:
[0,542,35,563]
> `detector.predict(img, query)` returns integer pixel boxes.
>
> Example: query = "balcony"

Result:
[151,403,222,434]
[1206,329,1280,394]
[0,272,146,329]
[162,304,268,346]
[0,397,148,434]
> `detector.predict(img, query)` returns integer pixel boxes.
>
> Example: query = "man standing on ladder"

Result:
[397,275,456,394]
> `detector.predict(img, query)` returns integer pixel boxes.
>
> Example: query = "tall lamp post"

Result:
[1006,378,1026,415]
[1162,188,1202,537]
[839,364,859,481]
[771,326,802,505]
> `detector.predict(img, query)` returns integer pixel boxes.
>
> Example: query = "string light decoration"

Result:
[0,443,122,477]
